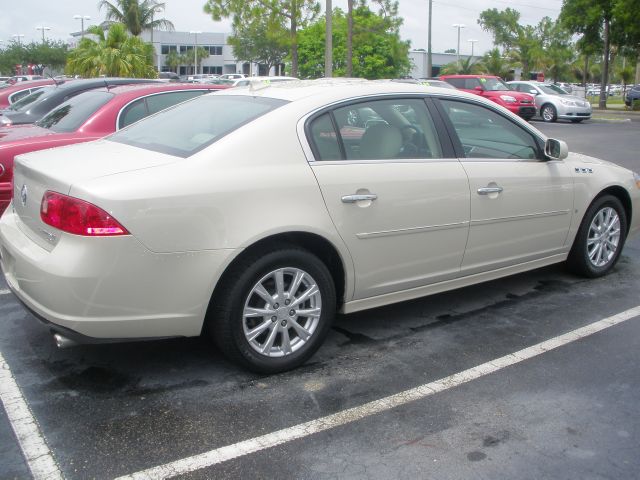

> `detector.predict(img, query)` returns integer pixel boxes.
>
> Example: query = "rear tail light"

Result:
[40,191,129,236]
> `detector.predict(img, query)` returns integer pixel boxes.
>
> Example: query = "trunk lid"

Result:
[12,139,179,249]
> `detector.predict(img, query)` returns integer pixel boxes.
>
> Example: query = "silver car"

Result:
[508,81,592,123]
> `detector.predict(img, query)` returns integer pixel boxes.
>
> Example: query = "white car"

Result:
[1,81,639,372]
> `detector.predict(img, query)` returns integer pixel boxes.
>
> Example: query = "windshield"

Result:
[109,94,288,158]
[545,84,568,95]
[480,77,512,91]
[8,87,50,111]
[36,90,114,132]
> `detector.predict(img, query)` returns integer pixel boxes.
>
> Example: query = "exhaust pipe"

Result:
[53,333,78,349]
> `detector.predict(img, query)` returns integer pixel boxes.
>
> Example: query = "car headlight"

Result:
[560,98,577,106]
[634,171,640,189]
[500,95,517,103]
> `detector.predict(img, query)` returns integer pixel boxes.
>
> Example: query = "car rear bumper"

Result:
[0,205,235,340]
[515,105,536,119]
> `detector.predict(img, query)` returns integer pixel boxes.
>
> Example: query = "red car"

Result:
[439,75,536,120]
[0,79,63,109]
[0,83,228,213]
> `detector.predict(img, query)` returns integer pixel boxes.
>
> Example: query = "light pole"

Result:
[468,39,478,58]
[325,0,332,78]
[12,34,25,46]
[73,15,91,39]
[452,24,465,64]
[427,0,433,77]
[36,26,51,44]
[189,31,202,76]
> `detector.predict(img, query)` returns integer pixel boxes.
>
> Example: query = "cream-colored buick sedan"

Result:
[1,80,639,372]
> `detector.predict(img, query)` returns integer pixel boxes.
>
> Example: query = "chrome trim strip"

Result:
[356,221,469,239]
[471,209,571,226]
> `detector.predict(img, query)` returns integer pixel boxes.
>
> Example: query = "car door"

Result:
[435,98,574,275]
[306,97,470,300]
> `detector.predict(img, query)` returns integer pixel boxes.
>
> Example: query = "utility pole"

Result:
[452,24,465,65]
[346,0,353,77]
[73,15,90,39]
[468,39,477,58]
[427,0,432,77]
[190,31,201,76]
[325,0,332,78]
[36,26,51,44]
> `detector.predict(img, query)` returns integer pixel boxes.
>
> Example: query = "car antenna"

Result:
[48,73,63,87]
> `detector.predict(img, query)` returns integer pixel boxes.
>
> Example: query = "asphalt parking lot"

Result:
[1,118,639,480]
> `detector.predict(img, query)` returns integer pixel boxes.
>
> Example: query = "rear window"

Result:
[8,87,49,111]
[109,94,287,158]
[36,90,114,133]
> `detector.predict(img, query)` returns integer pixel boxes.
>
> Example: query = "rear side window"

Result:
[36,91,114,133]
[308,98,443,161]
[8,89,32,103]
[110,94,287,158]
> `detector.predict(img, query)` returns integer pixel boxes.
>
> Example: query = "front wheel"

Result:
[208,247,336,373]
[567,195,627,277]
[541,104,558,123]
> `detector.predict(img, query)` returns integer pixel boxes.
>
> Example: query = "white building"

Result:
[409,50,483,78]
[71,28,279,76]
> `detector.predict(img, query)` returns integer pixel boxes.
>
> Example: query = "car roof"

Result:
[102,82,229,100]
[439,75,500,79]
[215,78,476,105]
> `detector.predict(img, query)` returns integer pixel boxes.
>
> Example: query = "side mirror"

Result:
[545,138,568,160]
[529,89,538,95]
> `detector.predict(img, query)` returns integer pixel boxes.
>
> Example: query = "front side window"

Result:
[439,99,541,160]
[110,94,287,158]
[308,98,443,161]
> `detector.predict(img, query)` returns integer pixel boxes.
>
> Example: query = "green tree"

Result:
[439,56,484,75]
[164,50,181,72]
[204,0,320,77]
[478,8,542,78]
[296,4,410,79]
[482,48,512,78]
[66,23,156,77]
[0,41,68,75]
[537,17,574,82]
[561,0,616,108]
[228,13,289,74]
[98,0,175,36]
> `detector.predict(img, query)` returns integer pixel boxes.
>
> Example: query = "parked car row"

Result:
[437,75,594,123]
[0,78,638,373]
[624,84,640,106]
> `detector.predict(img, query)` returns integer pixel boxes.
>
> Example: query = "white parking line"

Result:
[0,289,11,295]
[0,352,63,480]
[116,305,640,480]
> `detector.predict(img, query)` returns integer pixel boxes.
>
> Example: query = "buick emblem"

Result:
[20,184,28,207]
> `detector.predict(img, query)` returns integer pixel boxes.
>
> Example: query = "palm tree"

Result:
[439,56,484,75]
[66,23,156,77]
[482,48,512,78]
[98,0,175,36]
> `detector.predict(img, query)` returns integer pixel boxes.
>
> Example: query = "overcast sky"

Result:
[0,0,564,55]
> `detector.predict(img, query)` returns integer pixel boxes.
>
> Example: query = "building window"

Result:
[204,46,222,55]
[161,45,177,54]
[179,45,194,54]
[202,66,222,75]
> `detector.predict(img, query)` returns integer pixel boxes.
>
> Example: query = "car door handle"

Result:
[477,187,503,195]
[341,194,378,203]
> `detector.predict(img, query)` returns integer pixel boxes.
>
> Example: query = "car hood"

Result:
[0,124,51,143]
[483,90,534,101]
[0,111,31,126]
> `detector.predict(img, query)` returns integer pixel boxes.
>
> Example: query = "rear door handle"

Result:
[341,194,378,203]
[477,187,503,195]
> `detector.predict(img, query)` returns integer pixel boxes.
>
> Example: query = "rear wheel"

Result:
[208,247,336,373]
[567,195,627,277]
[541,104,558,122]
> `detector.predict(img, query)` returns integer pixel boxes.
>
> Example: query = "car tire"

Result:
[541,104,558,123]
[567,195,627,278]
[208,246,336,373]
